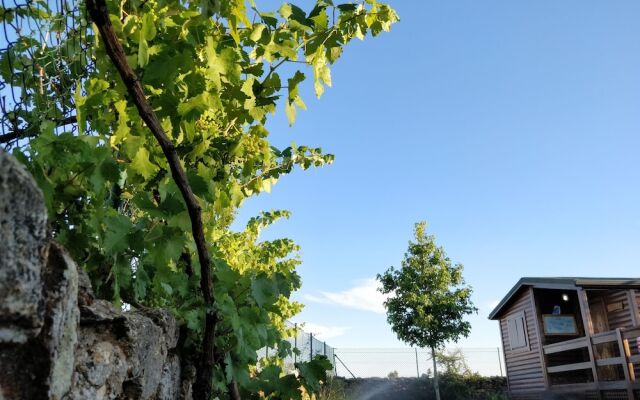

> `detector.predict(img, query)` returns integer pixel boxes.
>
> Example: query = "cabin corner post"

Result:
[498,323,511,392]
[615,328,635,399]
[577,288,601,393]
[528,287,550,390]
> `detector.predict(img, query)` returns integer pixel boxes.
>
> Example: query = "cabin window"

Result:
[507,311,529,351]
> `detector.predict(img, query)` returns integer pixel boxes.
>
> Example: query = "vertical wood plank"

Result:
[577,289,600,394]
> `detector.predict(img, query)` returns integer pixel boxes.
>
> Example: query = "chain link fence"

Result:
[257,322,337,375]
[258,330,505,381]
[333,347,506,379]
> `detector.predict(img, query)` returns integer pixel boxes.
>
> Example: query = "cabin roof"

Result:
[488,277,640,320]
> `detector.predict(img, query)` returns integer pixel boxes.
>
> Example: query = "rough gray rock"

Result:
[0,242,79,400]
[71,325,129,400]
[122,311,167,399]
[140,308,180,351]
[79,299,123,324]
[42,242,79,400]
[156,355,181,400]
[0,151,186,400]
[70,301,180,400]
[70,299,128,399]
[0,150,48,343]
[77,267,95,308]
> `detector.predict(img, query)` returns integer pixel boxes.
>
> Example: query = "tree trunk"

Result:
[431,346,441,400]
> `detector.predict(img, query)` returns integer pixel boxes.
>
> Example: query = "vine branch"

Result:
[84,1,236,399]
[0,115,77,144]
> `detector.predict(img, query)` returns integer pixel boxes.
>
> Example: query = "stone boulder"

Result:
[0,150,48,343]
[42,243,80,399]
[0,241,79,399]
[0,151,184,400]
[70,300,181,400]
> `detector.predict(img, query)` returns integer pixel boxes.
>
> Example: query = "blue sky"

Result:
[235,0,640,352]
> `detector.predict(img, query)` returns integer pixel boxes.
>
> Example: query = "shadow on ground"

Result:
[325,376,508,400]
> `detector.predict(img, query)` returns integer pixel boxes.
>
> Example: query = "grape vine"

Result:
[1,0,398,398]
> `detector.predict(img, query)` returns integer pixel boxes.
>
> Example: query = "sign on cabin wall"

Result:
[542,314,578,335]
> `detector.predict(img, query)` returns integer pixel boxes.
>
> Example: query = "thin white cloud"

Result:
[301,322,350,339]
[486,299,500,311]
[302,278,389,314]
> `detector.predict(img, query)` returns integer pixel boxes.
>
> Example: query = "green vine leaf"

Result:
[4,0,399,396]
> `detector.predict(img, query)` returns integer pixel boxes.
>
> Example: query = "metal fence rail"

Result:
[333,347,506,379]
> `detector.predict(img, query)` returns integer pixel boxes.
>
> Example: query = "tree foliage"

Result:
[1,0,398,398]
[378,221,476,400]
[377,221,477,349]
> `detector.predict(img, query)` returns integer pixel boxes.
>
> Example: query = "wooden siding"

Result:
[500,289,546,393]
[589,290,636,330]
[607,290,636,330]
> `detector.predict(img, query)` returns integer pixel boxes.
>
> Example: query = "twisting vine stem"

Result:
[84,0,236,399]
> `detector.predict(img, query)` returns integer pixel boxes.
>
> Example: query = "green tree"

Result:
[377,221,477,400]
[1,0,398,398]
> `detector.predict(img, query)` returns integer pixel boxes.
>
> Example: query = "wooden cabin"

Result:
[489,277,640,400]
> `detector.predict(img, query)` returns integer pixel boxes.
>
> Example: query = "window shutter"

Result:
[507,318,517,348]
[516,315,527,348]
[507,312,528,351]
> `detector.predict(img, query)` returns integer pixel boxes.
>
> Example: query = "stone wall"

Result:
[0,151,192,400]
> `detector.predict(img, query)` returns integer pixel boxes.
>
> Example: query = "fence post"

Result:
[333,352,337,376]
[335,353,357,379]
[415,347,420,378]
[324,342,327,356]
[310,333,313,360]
[294,323,298,364]
[497,347,504,376]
